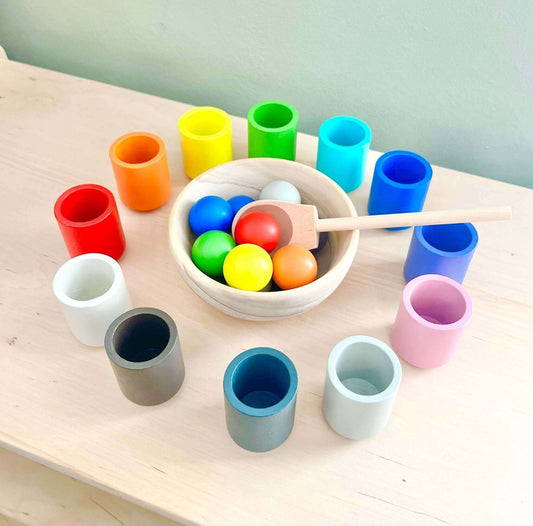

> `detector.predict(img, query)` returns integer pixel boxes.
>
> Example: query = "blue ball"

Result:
[227,195,254,215]
[189,196,234,236]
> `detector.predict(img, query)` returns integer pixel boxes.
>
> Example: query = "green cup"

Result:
[248,100,298,160]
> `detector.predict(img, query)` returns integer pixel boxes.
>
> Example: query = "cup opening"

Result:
[381,154,427,184]
[409,279,467,324]
[335,341,395,396]
[326,119,366,147]
[421,223,474,253]
[58,257,115,301]
[253,102,294,129]
[232,354,290,408]
[113,313,170,362]
[183,110,228,137]
[60,187,110,223]
[114,135,160,164]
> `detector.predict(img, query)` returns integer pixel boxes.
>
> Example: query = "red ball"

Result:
[234,211,281,253]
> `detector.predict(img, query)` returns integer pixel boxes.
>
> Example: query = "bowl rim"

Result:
[169,158,359,303]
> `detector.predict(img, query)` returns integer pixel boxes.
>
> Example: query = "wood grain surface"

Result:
[0,447,180,525]
[1,60,532,526]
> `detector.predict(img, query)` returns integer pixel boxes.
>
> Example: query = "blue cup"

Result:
[403,223,478,284]
[223,347,298,452]
[367,150,432,230]
[316,116,371,193]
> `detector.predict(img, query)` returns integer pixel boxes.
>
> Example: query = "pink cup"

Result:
[391,274,473,368]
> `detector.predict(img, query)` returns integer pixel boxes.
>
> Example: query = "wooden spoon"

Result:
[231,201,512,250]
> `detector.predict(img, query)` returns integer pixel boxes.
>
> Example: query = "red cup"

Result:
[54,184,126,260]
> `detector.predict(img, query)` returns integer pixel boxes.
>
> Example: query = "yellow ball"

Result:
[223,244,273,291]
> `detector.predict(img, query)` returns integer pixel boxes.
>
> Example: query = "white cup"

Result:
[53,253,132,346]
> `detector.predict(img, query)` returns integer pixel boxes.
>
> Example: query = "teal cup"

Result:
[316,116,371,193]
[223,347,298,452]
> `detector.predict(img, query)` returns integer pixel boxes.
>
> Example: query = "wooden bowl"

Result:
[169,158,359,321]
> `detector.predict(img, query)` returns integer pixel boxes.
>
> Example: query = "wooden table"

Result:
[1,60,532,526]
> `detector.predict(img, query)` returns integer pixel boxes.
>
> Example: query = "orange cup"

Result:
[109,132,171,211]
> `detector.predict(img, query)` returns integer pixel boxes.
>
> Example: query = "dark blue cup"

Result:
[367,150,432,230]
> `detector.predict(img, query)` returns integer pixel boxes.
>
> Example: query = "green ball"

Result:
[191,230,236,278]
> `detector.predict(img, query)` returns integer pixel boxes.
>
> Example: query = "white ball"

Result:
[259,180,301,204]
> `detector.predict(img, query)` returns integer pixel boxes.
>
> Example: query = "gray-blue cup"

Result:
[223,347,298,452]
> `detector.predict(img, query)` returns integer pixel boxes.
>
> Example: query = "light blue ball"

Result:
[259,180,301,204]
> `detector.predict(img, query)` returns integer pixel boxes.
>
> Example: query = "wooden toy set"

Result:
[52,99,511,452]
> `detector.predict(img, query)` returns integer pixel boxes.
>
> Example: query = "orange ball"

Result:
[272,244,318,290]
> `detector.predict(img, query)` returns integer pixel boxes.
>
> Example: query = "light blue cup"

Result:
[316,116,371,193]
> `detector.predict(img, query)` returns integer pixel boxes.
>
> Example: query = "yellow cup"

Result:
[178,106,233,179]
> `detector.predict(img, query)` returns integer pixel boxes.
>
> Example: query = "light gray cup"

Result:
[322,335,402,440]
[104,307,185,406]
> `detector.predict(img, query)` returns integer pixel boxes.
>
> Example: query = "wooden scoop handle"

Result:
[316,206,512,232]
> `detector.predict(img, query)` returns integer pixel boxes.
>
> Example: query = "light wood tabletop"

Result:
[1,60,532,526]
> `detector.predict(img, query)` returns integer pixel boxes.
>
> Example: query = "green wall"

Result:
[1,0,532,187]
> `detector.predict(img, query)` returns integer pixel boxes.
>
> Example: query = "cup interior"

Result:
[324,118,368,147]
[113,134,160,164]
[232,354,290,409]
[409,279,468,324]
[252,102,295,129]
[335,341,396,396]
[113,313,170,363]
[59,257,115,301]
[420,223,475,253]
[182,109,229,137]
[59,187,110,223]
[381,153,428,184]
